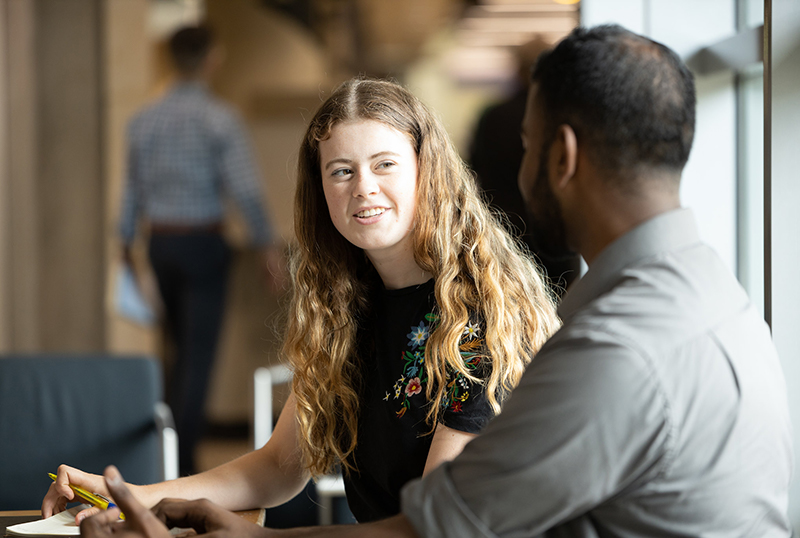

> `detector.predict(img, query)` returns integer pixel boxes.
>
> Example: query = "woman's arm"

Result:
[81,466,419,538]
[421,423,477,476]
[44,393,309,518]
[143,393,309,509]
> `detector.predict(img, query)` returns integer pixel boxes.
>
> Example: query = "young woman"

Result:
[43,78,559,524]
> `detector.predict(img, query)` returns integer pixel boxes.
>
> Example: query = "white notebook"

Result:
[5,505,88,536]
[6,505,191,537]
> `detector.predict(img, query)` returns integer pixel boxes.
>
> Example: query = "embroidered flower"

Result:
[407,322,430,349]
[405,377,422,396]
[384,392,390,401]
[462,322,481,339]
[389,310,474,420]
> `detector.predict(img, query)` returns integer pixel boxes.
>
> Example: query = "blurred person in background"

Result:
[118,25,285,476]
[470,35,582,297]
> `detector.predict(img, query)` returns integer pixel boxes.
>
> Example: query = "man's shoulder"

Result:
[128,98,164,129]
[128,90,241,135]
[545,243,779,403]
[198,93,240,121]
[544,252,766,397]
[578,245,747,341]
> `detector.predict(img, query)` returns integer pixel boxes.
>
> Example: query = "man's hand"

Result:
[152,499,267,538]
[80,466,268,538]
[80,466,170,538]
[122,245,135,269]
[261,245,288,295]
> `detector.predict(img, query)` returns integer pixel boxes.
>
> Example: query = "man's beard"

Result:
[526,145,574,260]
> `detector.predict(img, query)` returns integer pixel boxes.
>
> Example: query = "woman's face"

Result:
[319,119,419,267]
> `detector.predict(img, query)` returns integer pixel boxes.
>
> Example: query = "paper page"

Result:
[5,505,88,536]
[5,505,193,537]
[114,264,155,325]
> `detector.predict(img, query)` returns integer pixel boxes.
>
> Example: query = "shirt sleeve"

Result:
[439,323,498,434]
[119,123,141,246]
[401,329,673,537]
[216,112,274,246]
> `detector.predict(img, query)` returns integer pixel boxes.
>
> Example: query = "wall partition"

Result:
[770,0,800,526]
[0,0,106,352]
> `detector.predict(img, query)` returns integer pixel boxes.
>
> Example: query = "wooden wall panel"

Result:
[6,0,40,351]
[36,0,106,351]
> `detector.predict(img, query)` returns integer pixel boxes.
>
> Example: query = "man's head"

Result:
[168,25,216,77]
[518,25,696,260]
[531,24,695,181]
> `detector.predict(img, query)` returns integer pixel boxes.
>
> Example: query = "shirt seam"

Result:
[597,322,678,481]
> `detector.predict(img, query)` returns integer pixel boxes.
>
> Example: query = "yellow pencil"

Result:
[48,473,126,520]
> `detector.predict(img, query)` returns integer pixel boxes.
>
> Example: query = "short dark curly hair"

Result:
[532,24,696,181]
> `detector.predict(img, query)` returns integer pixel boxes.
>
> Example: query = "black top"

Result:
[343,279,495,522]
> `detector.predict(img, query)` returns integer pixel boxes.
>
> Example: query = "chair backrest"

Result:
[0,355,163,510]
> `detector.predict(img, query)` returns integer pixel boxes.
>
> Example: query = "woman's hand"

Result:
[42,464,108,523]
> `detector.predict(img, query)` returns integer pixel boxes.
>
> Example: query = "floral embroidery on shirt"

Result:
[405,377,422,396]
[407,322,430,349]
[391,312,484,419]
[462,321,481,339]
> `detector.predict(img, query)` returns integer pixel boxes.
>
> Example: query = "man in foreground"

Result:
[83,24,793,537]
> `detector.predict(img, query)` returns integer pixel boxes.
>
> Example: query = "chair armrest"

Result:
[253,365,293,450]
[154,402,179,481]
[315,474,346,526]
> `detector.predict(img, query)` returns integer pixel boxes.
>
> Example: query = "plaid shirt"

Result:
[119,82,273,246]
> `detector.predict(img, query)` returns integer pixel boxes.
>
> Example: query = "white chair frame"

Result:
[253,365,347,525]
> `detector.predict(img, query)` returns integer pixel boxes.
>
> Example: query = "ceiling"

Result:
[152,0,579,82]
[451,0,579,84]
[258,0,579,79]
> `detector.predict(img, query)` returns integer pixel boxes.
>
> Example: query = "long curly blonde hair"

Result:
[285,78,559,477]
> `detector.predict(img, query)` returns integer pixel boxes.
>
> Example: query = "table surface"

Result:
[1,511,42,536]
[1,508,265,536]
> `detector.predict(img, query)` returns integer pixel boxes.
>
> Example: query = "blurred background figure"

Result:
[118,25,285,476]
[469,36,581,297]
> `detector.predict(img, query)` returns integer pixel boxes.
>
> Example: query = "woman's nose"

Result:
[352,172,380,197]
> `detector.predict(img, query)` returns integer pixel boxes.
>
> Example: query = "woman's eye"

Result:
[377,161,395,170]
[332,168,352,177]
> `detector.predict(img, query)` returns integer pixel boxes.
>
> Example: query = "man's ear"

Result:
[548,124,578,191]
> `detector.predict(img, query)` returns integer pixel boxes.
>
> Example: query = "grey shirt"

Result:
[401,208,793,537]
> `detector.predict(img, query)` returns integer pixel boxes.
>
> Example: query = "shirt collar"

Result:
[170,80,209,96]
[558,208,700,322]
